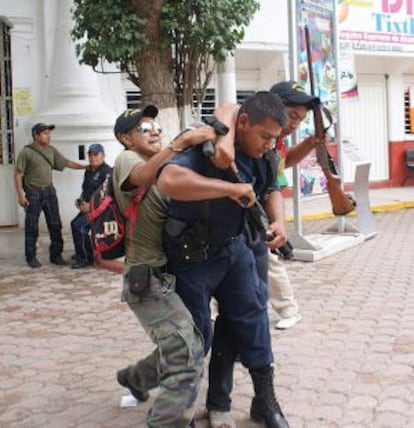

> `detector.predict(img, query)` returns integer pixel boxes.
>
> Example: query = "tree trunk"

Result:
[132,0,180,140]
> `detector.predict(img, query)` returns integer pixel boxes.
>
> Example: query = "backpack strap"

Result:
[88,195,113,221]
[123,185,149,259]
[25,145,54,168]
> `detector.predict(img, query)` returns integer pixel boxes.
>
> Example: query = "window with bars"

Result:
[404,88,413,134]
[0,19,14,165]
[126,88,256,120]
[236,90,255,105]
[126,88,217,119]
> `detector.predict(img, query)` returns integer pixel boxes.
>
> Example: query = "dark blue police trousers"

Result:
[165,234,273,371]
[71,213,93,264]
[207,242,270,412]
[24,186,63,261]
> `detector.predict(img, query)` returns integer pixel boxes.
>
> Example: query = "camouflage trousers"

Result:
[122,267,204,428]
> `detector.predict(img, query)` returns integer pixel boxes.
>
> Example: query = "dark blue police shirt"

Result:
[160,145,279,245]
[81,162,112,202]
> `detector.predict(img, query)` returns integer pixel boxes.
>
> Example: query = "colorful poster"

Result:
[339,0,414,53]
[296,0,337,196]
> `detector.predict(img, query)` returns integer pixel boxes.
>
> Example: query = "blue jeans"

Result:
[24,186,63,261]
[71,213,93,263]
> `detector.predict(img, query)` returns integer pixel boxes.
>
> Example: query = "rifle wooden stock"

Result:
[304,25,356,216]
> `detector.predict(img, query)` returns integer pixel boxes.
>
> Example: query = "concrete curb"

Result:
[285,200,414,222]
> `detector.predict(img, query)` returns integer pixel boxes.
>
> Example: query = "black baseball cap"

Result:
[113,105,159,139]
[32,123,55,136]
[270,81,320,109]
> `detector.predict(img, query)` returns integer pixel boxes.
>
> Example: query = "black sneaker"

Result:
[71,260,93,269]
[27,258,42,268]
[116,368,149,402]
[50,255,67,266]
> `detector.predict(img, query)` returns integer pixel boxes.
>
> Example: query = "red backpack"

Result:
[88,174,147,272]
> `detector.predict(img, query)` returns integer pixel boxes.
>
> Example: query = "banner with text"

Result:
[339,0,414,53]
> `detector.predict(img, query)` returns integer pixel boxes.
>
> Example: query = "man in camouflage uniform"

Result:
[112,106,217,427]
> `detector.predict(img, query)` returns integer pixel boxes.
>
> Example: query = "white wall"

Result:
[242,0,289,50]
[1,0,124,229]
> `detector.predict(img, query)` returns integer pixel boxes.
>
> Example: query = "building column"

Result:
[34,0,121,228]
[216,53,237,104]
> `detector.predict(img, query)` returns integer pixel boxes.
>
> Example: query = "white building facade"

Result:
[0,0,413,228]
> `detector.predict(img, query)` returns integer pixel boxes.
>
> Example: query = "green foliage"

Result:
[71,0,146,70]
[162,0,260,63]
[72,0,259,71]
[71,0,260,110]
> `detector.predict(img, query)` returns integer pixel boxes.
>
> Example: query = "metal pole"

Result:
[287,0,303,236]
[332,0,346,232]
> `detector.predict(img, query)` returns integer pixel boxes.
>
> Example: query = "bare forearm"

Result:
[67,160,87,170]
[212,103,240,169]
[129,126,217,187]
[264,191,284,224]
[14,170,24,198]
[158,165,237,201]
[285,136,316,168]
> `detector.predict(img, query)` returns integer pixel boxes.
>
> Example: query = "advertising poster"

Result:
[296,0,337,196]
[339,0,414,53]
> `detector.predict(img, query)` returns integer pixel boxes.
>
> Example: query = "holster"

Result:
[165,217,209,262]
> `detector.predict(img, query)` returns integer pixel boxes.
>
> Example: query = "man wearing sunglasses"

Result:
[111,106,250,427]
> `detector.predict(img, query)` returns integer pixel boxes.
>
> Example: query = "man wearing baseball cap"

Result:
[70,143,112,269]
[14,122,87,268]
[205,81,322,428]
[111,105,219,427]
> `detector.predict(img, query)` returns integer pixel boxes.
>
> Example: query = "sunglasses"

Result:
[136,121,163,135]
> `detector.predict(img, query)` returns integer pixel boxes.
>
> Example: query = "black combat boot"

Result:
[249,366,290,428]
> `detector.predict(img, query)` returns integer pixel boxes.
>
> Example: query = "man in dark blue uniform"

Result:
[70,144,112,268]
[157,91,290,428]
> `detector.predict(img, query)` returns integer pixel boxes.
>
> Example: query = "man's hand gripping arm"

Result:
[157,164,256,207]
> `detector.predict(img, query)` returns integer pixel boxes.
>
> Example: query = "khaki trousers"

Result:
[268,251,299,318]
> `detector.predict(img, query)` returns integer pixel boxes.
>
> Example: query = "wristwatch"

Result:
[203,116,229,136]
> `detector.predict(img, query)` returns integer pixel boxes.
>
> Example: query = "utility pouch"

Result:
[127,265,151,298]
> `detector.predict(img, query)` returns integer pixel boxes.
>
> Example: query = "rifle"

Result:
[202,131,293,260]
[304,25,356,216]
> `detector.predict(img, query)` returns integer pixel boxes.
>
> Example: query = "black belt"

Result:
[25,185,53,190]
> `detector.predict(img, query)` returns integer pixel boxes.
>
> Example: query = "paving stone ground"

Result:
[1,209,413,428]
